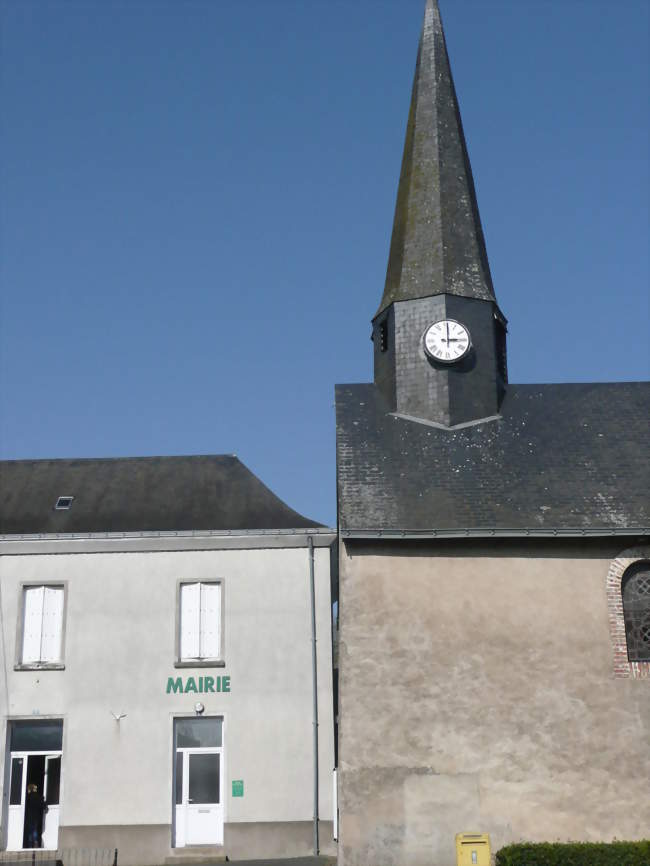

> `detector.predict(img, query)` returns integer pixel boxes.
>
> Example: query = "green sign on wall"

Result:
[232,780,244,798]
[166,675,231,694]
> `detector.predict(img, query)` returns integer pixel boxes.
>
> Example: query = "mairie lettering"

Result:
[166,675,231,694]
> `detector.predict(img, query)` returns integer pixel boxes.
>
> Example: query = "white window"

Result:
[21,586,64,664]
[180,582,222,661]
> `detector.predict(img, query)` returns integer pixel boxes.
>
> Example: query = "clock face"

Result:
[423,319,471,363]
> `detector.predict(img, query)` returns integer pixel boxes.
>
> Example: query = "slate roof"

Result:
[377,0,497,318]
[0,455,323,535]
[336,382,650,536]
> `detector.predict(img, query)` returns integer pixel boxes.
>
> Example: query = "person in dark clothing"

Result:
[25,783,47,848]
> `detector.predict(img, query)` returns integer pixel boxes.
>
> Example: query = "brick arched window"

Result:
[607,546,650,679]
[622,562,650,662]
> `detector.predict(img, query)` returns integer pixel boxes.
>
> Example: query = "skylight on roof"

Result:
[54,496,74,510]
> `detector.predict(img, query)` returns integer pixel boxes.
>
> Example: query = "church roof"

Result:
[0,454,323,535]
[336,382,650,537]
[376,0,497,318]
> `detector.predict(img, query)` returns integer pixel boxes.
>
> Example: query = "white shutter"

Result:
[180,583,201,659]
[40,587,64,662]
[200,583,221,659]
[22,586,45,663]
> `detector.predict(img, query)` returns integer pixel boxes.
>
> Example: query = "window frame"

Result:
[621,561,650,663]
[14,581,68,671]
[606,546,650,679]
[175,579,225,668]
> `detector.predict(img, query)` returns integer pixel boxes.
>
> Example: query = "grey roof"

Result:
[377,0,497,318]
[336,382,650,536]
[0,455,323,535]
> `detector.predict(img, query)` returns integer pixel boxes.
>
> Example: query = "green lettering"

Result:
[184,677,198,694]
[204,676,215,693]
[216,676,221,692]
[223,675,231,693]
[166,677,183,694]
[199,676,204,693]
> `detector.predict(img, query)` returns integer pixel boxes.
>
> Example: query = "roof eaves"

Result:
[341,527,650,540]
[0,526,336,543]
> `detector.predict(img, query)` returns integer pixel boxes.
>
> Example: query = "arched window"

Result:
[622,562,650,663]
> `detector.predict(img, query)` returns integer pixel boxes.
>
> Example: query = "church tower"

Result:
[336,3,649,863]
[372,0,507,427]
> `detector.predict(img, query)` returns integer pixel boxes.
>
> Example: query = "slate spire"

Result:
[371,0,507,428]
[376,0,496,318]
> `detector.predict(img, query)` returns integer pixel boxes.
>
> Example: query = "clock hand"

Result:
[446,321,450,344]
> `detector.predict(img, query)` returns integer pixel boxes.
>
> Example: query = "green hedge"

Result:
[495,841,650,866]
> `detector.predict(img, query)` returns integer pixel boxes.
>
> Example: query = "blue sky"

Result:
[1,0,648,527]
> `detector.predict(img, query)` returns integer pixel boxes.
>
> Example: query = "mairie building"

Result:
[335,1,649,865]
[0,455,336,862]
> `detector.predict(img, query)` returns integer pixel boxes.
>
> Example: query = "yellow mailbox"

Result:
[455,833,491,866]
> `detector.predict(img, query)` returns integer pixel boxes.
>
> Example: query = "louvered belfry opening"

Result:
[622,561,650,662]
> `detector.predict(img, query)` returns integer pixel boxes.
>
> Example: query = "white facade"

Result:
[0,530,336,864]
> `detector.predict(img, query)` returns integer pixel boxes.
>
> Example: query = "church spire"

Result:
[376,0,496,318]
[371,0,507,428]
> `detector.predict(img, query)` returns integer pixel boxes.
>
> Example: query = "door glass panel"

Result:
[175,751,183,805]
[188,753,219,804]
[175,717,222,748]
[46,757,61,805]
[10,720,63,751]
[9,757,23,805]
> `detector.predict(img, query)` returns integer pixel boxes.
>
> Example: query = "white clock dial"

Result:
[423,319,471,363]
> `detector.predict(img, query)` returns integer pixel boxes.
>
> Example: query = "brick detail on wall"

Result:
[606,545,650,679]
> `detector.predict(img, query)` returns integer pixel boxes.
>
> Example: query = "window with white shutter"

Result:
[180,583,201,660]
[21,585,65,665]
[179,581,222,662]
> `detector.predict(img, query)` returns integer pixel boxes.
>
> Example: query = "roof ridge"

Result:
[0,453,240,466]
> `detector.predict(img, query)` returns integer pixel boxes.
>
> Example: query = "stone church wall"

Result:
[337,538,650,866]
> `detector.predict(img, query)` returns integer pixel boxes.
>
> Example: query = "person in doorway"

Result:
[25,783,47,848]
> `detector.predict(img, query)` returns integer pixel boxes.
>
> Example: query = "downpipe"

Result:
[308,535,319,856]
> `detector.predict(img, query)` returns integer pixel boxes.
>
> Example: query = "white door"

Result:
[5,752,62,850]
[175,749,223,846]
[42,755,61,850]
